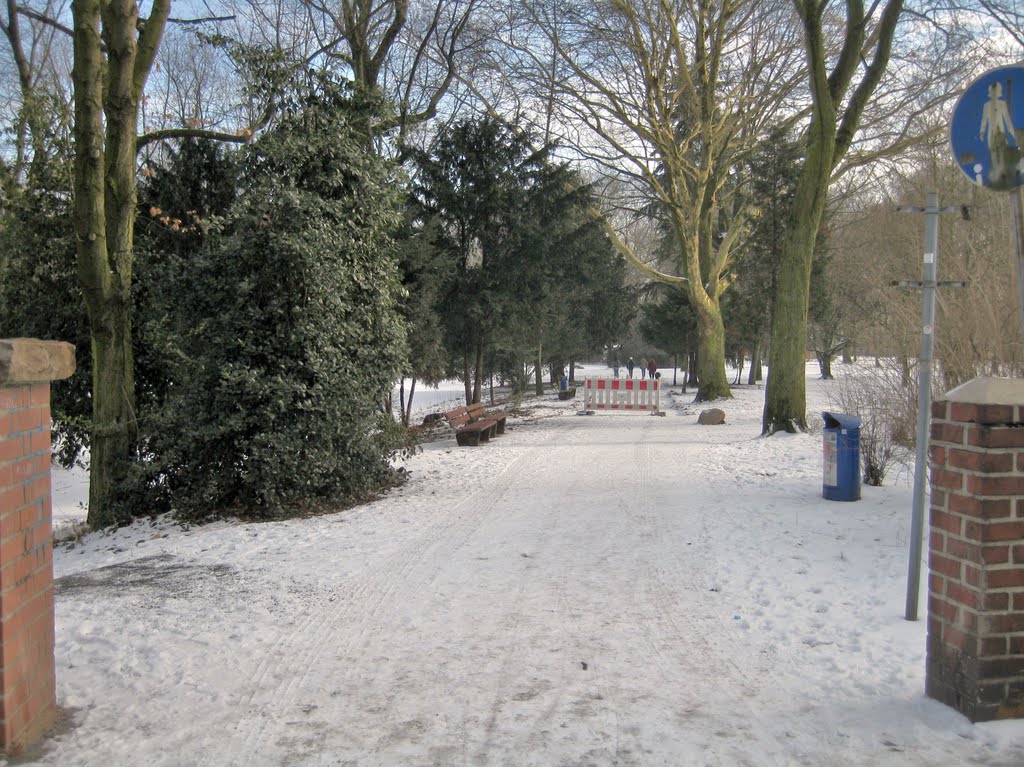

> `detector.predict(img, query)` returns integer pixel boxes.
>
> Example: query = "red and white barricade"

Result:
[583,377,660,412]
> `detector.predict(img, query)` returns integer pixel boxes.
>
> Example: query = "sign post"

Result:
[896,194,964,621]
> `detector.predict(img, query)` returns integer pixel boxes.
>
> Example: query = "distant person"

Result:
[639,358,648,379]
[613,361,620,378]
[648,359,657,380]
[627,357,635,378]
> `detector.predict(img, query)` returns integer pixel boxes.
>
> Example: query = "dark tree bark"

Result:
[748,341,762,385]
[534,344,544,396]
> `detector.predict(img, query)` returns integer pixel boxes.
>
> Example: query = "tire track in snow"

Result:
[462,419,610,764]
[366,418,594,763]
[465,415,670,764]
[218,419,573,766]
[621,418,783,763]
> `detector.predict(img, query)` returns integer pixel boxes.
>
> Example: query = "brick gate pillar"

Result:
[0,339,75,753]
[927,376,1024,722]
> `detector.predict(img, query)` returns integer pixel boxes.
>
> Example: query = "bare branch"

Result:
[15,4,72,37]
[167,15,235,25]
[137,93,276,150]
[136,126,250,148]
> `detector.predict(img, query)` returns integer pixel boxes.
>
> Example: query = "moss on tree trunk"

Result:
[72,0,167,526]
[694,308,731,402]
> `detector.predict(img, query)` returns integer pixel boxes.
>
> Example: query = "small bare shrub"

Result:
[826,361,915,486]
[53,519,91,548]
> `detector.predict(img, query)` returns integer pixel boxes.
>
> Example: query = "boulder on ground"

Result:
[698,408,726,425]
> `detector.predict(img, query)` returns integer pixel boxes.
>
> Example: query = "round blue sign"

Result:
[950,65,1024,191]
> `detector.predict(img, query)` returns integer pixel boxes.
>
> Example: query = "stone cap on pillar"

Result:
[944,376,1024,405]
[0,338,76,384]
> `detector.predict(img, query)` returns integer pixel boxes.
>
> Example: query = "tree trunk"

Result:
[473,336,484,404]
[463,348,472,404]
[733,354,745,386]
[536,346,544,395]
[403,378,417,427]
[817,350,834,380]
[694,309,731,401]
[762,228,817,432]
[72,0,168,527]
[747,341,762,385]
[84,318,135,524]
[535,344,544,396]
[550,361,566,386]
[762,120,834,432]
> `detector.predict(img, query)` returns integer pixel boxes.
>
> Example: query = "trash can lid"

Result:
[822,411,862,430]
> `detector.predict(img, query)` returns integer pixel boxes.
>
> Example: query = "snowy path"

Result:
[16,375,1024,766]
[205,414,784,766]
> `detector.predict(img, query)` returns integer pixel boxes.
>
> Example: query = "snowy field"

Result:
[10,363,1024,766]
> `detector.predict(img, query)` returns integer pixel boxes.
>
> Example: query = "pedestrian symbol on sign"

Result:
[951,66,1024,190]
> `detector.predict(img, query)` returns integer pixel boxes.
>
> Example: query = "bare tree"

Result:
[834,152,1024,385]
[508,0,803,400]
[298,0,488,144]
[70,0,171,525]
[0,0,71,180]
[761,0,974,433]
[973,0,1024,49]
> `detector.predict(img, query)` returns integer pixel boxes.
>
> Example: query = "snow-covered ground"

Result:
[10,363,1024,766]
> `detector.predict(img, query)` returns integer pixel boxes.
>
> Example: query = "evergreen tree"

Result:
[726,126,805,385]
[134,137,240,422]
[410,120,634,400]
[0,95,91,466]
[528,174,636,381]
[394,215,449,425]
[410,117,553,403]
[136,74,408,520]
[640,288,698,378]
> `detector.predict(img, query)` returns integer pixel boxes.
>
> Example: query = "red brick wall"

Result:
[927,398,1024,722]
[0,382,57,752]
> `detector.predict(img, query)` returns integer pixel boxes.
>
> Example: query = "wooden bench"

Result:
[445,405,497,446]
[444,402,507,446]
[467,402,506,435]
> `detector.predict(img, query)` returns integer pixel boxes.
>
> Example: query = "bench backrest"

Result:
[467,402,488,419]
[445,406,473,429]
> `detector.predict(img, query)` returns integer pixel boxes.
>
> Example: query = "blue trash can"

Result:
[822,412,862,502]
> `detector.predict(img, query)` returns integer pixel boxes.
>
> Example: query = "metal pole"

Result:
[1011,188,1024,355]
[905,192,940,621]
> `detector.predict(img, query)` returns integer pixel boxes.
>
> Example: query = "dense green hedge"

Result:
[136,79,409,520]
